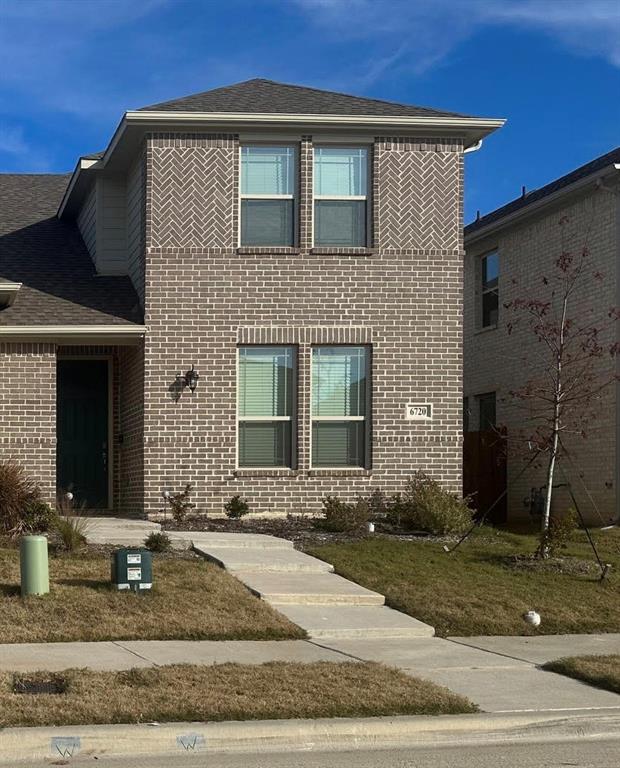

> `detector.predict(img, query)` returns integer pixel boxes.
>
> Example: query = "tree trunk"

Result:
[540,427,559,558]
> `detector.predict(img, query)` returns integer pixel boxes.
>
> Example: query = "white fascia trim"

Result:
[0,282,22,307]
[0,325,147,340]
[127,110,505,131]
[465,163,620,246]
[57,156,103,218]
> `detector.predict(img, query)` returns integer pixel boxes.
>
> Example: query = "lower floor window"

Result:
[311,345,370,467]
[238,346,295,467]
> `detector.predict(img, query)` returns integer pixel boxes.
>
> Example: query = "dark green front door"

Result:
[57,360,109,509]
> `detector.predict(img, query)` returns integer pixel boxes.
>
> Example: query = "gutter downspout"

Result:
[464,139,483,154]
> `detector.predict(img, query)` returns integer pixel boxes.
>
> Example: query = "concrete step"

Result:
[182,532,294,550]
[274,604,435,640]
[237,571,385,606]
[193,545,334,574]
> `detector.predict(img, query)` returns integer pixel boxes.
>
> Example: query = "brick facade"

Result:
[464,187,619,524]
[140,132,465,515]
[0,343,56,503]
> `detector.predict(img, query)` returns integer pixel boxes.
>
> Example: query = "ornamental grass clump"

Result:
[0,460,50,539]
[388,472,473,535]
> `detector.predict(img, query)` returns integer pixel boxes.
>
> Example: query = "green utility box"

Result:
[111,548,152,592]
[20,535,50,597]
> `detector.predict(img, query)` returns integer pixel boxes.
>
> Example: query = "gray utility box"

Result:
[111,548,153,591]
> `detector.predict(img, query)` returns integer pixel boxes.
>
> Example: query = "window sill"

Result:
[234,468,300,477]
[237,247,301,256]
[308,468,372,477]
[310,247,377,256]
[474,324,498,336]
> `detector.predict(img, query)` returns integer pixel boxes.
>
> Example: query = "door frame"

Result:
[56,354,114,512]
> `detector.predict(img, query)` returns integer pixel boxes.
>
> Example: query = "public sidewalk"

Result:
[2,634,620,713]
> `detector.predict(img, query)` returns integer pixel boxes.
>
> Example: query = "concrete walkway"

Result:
[2,635,619,713]
[190,532,434,639]
[77,520,620,713]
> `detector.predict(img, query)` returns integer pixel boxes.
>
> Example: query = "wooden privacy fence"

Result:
[463,429,507,525]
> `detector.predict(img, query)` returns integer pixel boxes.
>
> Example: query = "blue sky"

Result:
[1,0,619,221]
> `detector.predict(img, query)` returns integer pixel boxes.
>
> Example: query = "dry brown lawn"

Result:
[0,547,304,643]
[1,662,477,726]
[544,655,620,695]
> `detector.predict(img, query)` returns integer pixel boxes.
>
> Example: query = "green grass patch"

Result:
[544,655,620,694]
[307,527,620,637]
[0,662,476,727]
[0,547,304,643]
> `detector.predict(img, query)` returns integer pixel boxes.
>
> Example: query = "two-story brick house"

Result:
[464,147,620,525]
[1,79,502,517]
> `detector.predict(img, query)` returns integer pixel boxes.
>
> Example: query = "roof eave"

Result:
[465,163,620,246]
[0,282,22,308]
[58,110,505,218]
[0,324,147,345]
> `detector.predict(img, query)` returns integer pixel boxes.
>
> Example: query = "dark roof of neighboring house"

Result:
[466,146,620,237]
[139,78,471,118]
[0,174,143,326]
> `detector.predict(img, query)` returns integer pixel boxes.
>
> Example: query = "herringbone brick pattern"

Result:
[149,135,237,248]
[377,138,462,251]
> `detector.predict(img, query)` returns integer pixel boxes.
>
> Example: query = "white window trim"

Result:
[236,345,297,470]
[312,146,372,248]
[238,144,298,248]
[309,345,371,470]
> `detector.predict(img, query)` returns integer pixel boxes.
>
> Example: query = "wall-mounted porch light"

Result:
[182,365,200,394]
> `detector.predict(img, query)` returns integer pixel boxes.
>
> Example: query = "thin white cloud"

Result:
[294,0,620,83]
[0,126,28,156]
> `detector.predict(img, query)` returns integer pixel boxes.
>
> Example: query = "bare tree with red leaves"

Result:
[504,215,619,557]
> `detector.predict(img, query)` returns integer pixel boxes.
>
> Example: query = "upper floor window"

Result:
[240,146,296,246]
[314,147,368,247]
[238,346,295,468]
[311,345,370,468]
[481,251,499,327]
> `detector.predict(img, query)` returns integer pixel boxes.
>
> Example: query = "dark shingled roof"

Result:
[0,174,143,326]
[466,146,620,237]
[139,78,470,118]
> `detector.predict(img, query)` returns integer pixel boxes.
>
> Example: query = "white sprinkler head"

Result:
[523,610,541,627]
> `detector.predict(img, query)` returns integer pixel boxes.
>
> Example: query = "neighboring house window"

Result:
[311,346,370,467]
[314,147,368,247]
[238,346,295,467]
[481,251,499,327]
[240,146,296,246]
[463,397,470,433]
[477,392,496,431]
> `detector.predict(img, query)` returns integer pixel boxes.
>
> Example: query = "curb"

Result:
[2,709,620,764]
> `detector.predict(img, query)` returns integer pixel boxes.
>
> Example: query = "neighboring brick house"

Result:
[464,147,620,525]
[1,79,502,517]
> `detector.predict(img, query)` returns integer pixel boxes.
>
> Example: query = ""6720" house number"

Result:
[405,403,433,421]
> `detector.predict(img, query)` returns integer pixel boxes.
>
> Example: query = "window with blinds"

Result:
[238,346,295,467]
[314,147,368,247]
[240,146,296,246]
[311,346,370,467]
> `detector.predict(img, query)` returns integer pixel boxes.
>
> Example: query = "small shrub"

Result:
[0,460,41,538]
[144,531,171,553]
[539,509,579,557]
[313,495,371,533]
[368,488,388,518]
[21,500,56,534]
[224,495,250,519]
[387,473,473,535]
[166,484,195,524]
